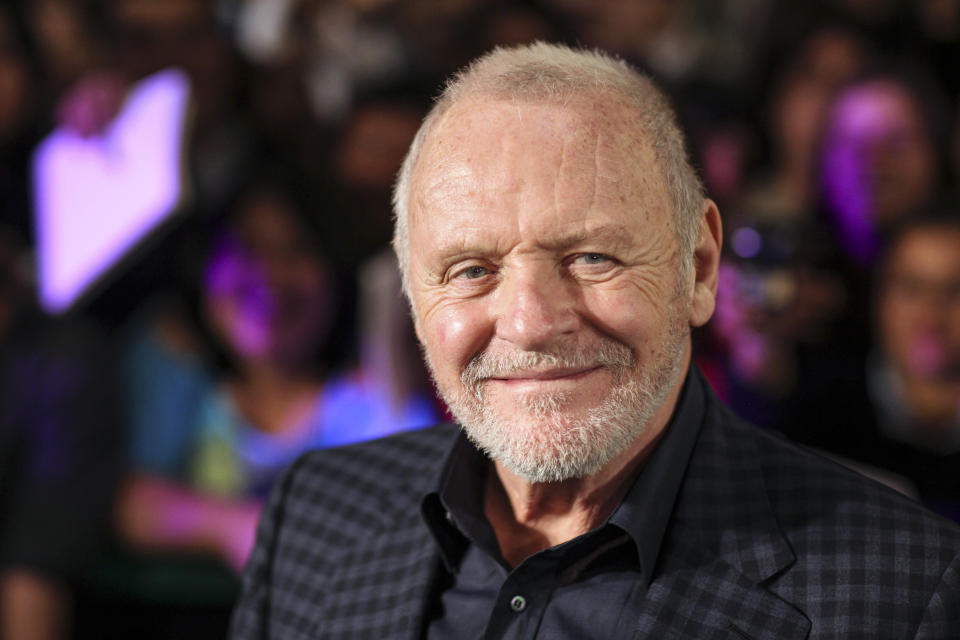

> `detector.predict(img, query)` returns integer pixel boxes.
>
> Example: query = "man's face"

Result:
[406,97,697,483]
[879,227,960,383]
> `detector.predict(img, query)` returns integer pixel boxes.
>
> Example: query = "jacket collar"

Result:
[642,373,810,639]
[674,374,797,583]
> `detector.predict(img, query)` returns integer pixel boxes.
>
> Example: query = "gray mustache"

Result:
[461,340,634,386]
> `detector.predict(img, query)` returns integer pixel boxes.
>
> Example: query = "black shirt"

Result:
[421,370,705,639]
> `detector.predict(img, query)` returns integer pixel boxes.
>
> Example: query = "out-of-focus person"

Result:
[739,23,867,223]
[542,0,772,91]
[808,67,954,366]
[329,91,442,422]
[328,92,426,267]
[693,22,869,427]
[820,70,949,268]
[236,0,413,123]
[0,225,121,640]
[116,173,434,576]
[95,173,433,638]
[780,209,960,520]
[25,0,103,96]
[697,217,847,425]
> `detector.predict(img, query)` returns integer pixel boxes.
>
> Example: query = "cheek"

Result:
[420,301,491,377]
[580,287,663,350]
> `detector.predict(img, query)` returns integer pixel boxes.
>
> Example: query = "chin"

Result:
[462,412,643,484]
[455,377,660,484]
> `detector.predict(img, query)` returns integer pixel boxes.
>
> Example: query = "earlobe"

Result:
[689,199,722,328]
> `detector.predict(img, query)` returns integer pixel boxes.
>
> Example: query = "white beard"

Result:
[427,319,689,484]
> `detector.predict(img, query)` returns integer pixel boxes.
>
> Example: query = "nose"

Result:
[491,263,579,351]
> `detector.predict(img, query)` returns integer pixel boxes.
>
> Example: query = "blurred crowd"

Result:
[1,0,959,638]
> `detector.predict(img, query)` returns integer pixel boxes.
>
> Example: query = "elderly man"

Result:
[232,43,960,639]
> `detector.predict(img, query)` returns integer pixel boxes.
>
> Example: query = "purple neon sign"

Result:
[33,68,191,313]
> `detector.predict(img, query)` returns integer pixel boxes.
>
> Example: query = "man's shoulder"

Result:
[756,420,959,534]
[294,423,460,484]
[659,396,960,638]
[710,403,960,566]
[721,401,956,519]
[231,426,460,638]
[268,424,460,539]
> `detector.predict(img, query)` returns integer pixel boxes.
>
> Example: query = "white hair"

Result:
[392,41,704,298]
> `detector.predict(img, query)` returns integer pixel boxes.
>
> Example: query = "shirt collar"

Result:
[421,427,501,572]
[609,368,705,584]
[421,367,706,583]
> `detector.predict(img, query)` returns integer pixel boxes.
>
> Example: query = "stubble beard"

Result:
[427,319,689,484]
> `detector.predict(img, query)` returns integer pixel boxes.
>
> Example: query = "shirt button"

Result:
[509,595,527,612]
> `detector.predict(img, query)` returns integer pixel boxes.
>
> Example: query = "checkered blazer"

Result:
[231,374,960,639]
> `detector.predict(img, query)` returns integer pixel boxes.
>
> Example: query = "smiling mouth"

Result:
[490,365,603,383]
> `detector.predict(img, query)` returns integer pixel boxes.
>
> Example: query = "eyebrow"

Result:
[540,224,639,252]
[430,222,640,262]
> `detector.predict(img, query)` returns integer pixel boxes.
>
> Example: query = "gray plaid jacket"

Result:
[231,375,960,639]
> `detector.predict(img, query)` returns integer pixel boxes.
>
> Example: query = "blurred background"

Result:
[1,0,959,637]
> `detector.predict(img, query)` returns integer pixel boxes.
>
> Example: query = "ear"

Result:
[689,199,722,328]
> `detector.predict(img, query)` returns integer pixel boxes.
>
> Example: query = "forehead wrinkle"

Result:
[413,96,673,252]
[535,222,640,254]
[415,123,527,220]
[430,227,523,266]
[548,123,620,230]
[554,133,571,223]
[416,167,475,214]
[591,133,602,217]
[554,105,655,208]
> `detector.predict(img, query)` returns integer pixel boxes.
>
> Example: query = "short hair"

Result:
[391,42,704,297]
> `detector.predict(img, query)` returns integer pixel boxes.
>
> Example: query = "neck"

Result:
[483,376,683,567]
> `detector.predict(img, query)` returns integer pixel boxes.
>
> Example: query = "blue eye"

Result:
[459,265,490,279]
[579,253,609,264]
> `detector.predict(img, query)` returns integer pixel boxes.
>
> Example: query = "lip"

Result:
[490,365,602,383]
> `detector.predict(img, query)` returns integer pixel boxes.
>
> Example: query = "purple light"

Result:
[820,82,925,267]
[33,69,191,313]
[731,227,762,259]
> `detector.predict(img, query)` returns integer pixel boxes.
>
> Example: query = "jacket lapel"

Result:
[636,525,810,639]
[636,382,811,639]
